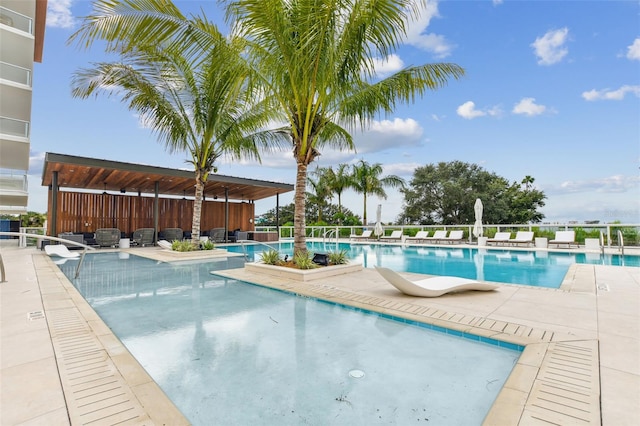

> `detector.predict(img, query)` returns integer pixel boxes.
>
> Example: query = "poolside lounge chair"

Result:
[95,228,121,247]
[549,231,577,248]
[380,230,403,242]
[424,230,448,243]
[374,266,498,298]
[132,228,155,247]
[161,228,184,242]
[487,232,511,246]
[405,230,430,244]
[45,244,80,258]
[350,230,372,241]
[509,231,534,247]
[158,240,173,250]
[440,230,464,244]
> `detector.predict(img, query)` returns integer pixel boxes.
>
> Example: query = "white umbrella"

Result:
[374,204,384,238]
[472,198,483,238]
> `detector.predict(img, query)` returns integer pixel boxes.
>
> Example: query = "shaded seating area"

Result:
[132,228,155,246]
[160,228,184,242]
[549,231,577,248]
[95,228,121,247]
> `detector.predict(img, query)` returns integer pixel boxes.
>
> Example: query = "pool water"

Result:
[59,253,521,425]
[227,242,639,288]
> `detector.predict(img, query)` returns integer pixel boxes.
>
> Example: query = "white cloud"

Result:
[372,54,404,77]
[582,85,640,101]
[404,0,455,58]
[627,38,640,61]
[550,175,640,194]
[28,150,46,174]
[456,101,485,119]
[531,28,569,65]
[493,0,504,5]
[47,0,75,29]
[512,97,546,116]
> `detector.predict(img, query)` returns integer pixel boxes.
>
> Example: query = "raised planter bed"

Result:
[245,262,363,282]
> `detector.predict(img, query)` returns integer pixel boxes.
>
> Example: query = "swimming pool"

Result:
[226,242,639,288]
[59,253,521,425]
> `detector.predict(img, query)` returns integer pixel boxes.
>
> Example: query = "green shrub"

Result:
[293,251,317,269]
[260,249,282,265]
[328,249,349,265]
[200,240,215,250]
[172,240,197,251]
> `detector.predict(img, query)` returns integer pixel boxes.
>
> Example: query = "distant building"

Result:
[0,0,47,214]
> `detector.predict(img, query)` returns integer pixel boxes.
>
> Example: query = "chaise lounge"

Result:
[405,230,430,244]
[439,230,464,244]
[423,230,448,243]
[509,231,534,247]
[374,266,498,297]
[487,232,511,246]
[549,230,577,248]
[350,229,372,242]
[380,230,403,242]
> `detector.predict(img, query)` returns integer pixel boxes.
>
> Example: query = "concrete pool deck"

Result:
[1,241,638,425]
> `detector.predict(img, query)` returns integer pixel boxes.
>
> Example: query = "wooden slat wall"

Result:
[47,191,255,236]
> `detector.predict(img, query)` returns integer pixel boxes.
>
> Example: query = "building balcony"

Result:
[0,171,28,213]
[0,61,31,87]
[0,117,30,170]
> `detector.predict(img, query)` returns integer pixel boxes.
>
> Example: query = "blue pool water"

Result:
[58,253,521,425]
[226,242,639,288]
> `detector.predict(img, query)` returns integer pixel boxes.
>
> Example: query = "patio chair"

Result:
[487,232,511,246]
[509,231,534,247]
[424,230,448,243]
[350,229,373,241]
[380,230,403,242]
[209,228,226,243]
[405,230,430,244]
[95,228,121,247]
[44,244,80,258]
[162,228,184,242]
[549,231,577,248]
[440,230,464,244]
[374,266,498,298]
[132,228,155,246]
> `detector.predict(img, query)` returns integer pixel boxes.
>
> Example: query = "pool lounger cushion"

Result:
[374,266,498,298]
[45,244,80,258]
[158,240,173,250]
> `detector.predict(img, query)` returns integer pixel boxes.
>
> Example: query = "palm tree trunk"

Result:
[192,170,204,244]
[294,163,307,255]
[363,192,368,226]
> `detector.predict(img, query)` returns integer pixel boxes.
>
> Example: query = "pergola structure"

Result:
[41,152,294,239]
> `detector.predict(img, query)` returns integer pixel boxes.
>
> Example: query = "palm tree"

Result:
[229,0,464,255]
[306,168,333,223]
[351,160,405,226]
[69,1,286,243]
[323,164,353,224]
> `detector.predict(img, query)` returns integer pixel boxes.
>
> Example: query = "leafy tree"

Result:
[399,161,546,224]
[229,0,464,255]
[69,0,286,243]
[306,168,334,223]
[351,160,405,225]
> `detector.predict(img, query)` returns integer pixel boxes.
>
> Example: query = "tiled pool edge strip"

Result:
[35,251,601,425]
[34,255,190,426]
[214,267,602,425]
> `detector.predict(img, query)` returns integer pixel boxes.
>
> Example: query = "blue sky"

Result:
[27,0,639,224]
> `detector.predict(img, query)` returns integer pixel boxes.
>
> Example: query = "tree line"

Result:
[258,160,546,226]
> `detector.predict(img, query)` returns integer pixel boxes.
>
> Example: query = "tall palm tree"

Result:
[69,0,286,243]
[352,160,405,226]
[229,0,464,255]
[306,168,333,223]
[323,164,353,224]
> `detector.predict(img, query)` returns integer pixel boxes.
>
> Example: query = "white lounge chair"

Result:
[158,240,173,250]
[549,231,577,248]
[405,230,430,244]
[424,230,448,243]
[350,230,372,241]
[380,230,403,242]
[374,266,498,297]
[440,230,464,244]
[45,244,80,258]
[509,231,534,247]
[487,232,511,246]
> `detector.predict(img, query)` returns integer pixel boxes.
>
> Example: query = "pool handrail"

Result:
[0,232,95,281]
[237,239,280,262]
